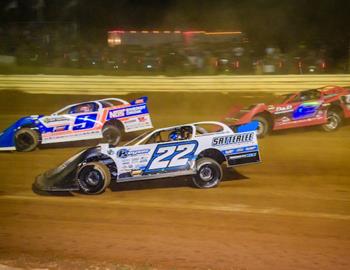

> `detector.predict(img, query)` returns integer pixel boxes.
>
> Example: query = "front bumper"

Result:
[33,149,90,192]
[34,171,79,192]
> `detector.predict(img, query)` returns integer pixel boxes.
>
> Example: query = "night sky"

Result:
[1,0,349,56]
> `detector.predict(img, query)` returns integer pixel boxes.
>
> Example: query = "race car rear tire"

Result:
[252,116,269,138]
[102,124,122,146]
[322,110,342,132]
[192,158,223,189]
[14,128,40,152]
[77,162,111,195]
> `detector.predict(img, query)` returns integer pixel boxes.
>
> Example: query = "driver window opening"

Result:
[145,126,193,144]
[292,90,321,102]
[69,103,98,114]
[194,124,223,136]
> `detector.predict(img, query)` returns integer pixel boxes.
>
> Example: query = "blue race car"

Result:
[0,97,152,152]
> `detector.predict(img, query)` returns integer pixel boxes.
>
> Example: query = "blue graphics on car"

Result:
[293,101,321,120]
[144,140,199,173]
[0,97,153,152]
[34,121,261,194]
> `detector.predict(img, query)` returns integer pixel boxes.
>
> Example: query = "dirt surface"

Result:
[0,91,350,270]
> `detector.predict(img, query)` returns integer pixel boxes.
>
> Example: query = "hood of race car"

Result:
[0,115,43,149]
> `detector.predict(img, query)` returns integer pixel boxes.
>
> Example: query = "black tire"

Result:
[77,162,111,195]
[252,116,269,138]
[14,128,40,152]
[102,124,122,146]
[322,110,342,132]
[191,158,223,189]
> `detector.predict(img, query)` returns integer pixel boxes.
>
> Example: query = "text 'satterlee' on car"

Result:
[0,97,152,152]
[34,121,260,194]
[230,86,350,137]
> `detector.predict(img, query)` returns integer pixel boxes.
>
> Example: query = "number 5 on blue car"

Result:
[0,97,152,152]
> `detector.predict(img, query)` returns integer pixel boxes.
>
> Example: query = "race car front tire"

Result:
[14,128,40,152]
[322,110,342,132]
[192,158,223,189]
[252,116,269,138]
[77,162,111,194]
[102,124,122,146]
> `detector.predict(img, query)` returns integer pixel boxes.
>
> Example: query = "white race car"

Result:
[34,121,260,194]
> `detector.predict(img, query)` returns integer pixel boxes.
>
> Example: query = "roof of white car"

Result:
[52,98,129,115]
[96,98,129,104]
[153,121,231,131]
[148,121,232,133]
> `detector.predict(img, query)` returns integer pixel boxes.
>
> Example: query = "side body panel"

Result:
[39,101,152,144]
[105,102,153,132]
[39,112,102,144]
[100,130,260,182]
[269,101,327,130]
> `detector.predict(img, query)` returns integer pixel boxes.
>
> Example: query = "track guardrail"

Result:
[0,74,349,95]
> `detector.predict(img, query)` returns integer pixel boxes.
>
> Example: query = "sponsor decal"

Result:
[42,116,70,124]
[117,148,150,159]
[126,105,146,115]
[281,116,290,122]
[54,125,69,132]
[135,99,144,104]
[124,118,137,124]
[274,105,293,114]
[226,151,260,166]
[229,152,257,160]
[138,116,147,122]
[42,129,99,140]
[131,170,142,175]
[109,109,125,118]
[108,105,147,120]
[212,132,254,146]
[222,145,258,155]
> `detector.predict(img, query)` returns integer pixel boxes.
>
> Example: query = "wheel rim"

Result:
[79,167,105,193]
[103,128,120,144]
[326,115,338,130]
[256,121,264,136]
[199,166,213,182]
[85,170,102,186]
[16,133,34,149]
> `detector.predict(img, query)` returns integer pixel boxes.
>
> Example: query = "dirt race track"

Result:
[0,90,349,270]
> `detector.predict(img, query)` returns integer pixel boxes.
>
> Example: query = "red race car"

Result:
[232,86,350,137]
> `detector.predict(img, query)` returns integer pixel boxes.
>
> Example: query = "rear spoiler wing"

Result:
[130,96,148,105]
[231,120,259,133]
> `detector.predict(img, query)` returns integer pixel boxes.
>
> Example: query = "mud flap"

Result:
[226,151,260,166]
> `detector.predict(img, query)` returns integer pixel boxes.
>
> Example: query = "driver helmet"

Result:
[169,130,182,141]
[79,104,92,113]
